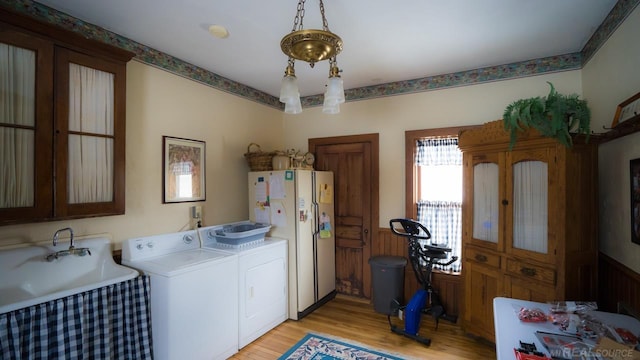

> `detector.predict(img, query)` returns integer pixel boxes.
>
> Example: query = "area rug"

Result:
[278,333,406,360]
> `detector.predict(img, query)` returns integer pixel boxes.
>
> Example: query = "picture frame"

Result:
[163,136,206,203]
[611,91,640,128]
[631,158,640,245]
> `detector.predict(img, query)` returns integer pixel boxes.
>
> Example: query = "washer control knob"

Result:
[183,234,193,244]
[146,242,154,248]
[136,243,144,250]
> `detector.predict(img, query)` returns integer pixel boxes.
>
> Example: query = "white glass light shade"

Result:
[322,76,343,114]
[322,103,340,114]
[279,74,299,103]
[322,96,340,114]
[324,76,345,104]
[284,96,302,114]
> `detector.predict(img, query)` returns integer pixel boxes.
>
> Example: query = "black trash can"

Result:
[368,255,407,315]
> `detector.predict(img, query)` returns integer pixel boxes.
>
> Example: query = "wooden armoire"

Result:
[458,120,598,342]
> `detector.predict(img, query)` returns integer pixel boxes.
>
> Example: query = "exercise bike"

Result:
[388,218,459,346]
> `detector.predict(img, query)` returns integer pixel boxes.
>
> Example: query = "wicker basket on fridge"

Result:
[244,143,275,171]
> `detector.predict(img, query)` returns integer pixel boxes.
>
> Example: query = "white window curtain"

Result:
[67,63,114,204]
[473,163,499,243]
[512,161,548,253]
[0,44,35,208]
[416,138,461,166]
[417,200,462,272]
[415,137,462,272]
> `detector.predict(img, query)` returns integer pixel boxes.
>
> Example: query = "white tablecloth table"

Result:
[493,297,640,359]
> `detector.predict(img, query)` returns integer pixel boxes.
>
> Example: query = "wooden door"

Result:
[309,134,379,298]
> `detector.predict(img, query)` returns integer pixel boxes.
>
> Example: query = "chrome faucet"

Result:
[46,227,91,262]
[53,227,74,248]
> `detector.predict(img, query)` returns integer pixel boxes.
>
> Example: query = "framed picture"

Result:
[163,136,206,203]
[611,91,640,128]
[631,158,640,245]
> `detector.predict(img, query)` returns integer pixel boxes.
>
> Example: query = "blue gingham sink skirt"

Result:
[0,275,153,360]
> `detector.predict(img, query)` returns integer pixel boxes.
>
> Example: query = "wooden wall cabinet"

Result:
[458,120,598,342]
[0,9,134,225]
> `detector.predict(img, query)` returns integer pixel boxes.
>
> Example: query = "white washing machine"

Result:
[121,230,239,360]
[199,222,288,348]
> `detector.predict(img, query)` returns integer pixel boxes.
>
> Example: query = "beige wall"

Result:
[0,64,583,249]
[0,61,283,249]
[583,6,640,273]
[283,71,583,223]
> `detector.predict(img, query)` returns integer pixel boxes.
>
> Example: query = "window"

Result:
[405,127,477,273]
[416,137,462,272]
[417,138,462,202]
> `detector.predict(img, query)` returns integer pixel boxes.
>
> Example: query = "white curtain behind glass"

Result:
[67,63,114,204]
[512,161,548,253]
[473,163,499,243]
[0,44,35,208]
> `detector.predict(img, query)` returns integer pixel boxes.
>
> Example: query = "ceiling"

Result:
[34,0,618,98]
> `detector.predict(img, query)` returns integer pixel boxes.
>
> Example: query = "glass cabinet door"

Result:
[66,62,115,204]
[55,48,125,217]
[0,32,53,222]
[0,43,35,208]
[464,152,504,250]
[512,160,548,253]
[473,162,499,243]
[505,148,556,263]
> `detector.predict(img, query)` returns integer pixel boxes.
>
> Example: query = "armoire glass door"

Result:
[465,152,504,251]
[505,148,556,264]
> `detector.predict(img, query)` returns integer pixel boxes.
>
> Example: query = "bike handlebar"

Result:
[389,218,431,240]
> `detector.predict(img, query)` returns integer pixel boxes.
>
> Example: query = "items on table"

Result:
[513,341,552,360]
[514,302,639,359]
[517,307,548,323]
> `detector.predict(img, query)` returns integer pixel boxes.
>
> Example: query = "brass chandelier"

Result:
[279,0,345,114]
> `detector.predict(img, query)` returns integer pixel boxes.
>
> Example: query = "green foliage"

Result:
[503,82,591,149]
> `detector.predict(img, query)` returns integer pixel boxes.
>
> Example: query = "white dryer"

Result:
[122,230,239,360]
[199,223,288,348]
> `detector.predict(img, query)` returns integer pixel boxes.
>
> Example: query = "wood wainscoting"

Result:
[375,228,462,321]
[598,252,640,315]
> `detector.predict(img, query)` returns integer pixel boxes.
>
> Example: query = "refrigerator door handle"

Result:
[311,203,318,236]
[311,171,320,236]
[311,202,318,237]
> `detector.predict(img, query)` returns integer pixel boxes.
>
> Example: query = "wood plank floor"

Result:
[230,295,496,359]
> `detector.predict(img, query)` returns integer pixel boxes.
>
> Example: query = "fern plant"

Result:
[503,82,591,149]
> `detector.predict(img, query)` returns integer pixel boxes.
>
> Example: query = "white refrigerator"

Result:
[248,170,336,320]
